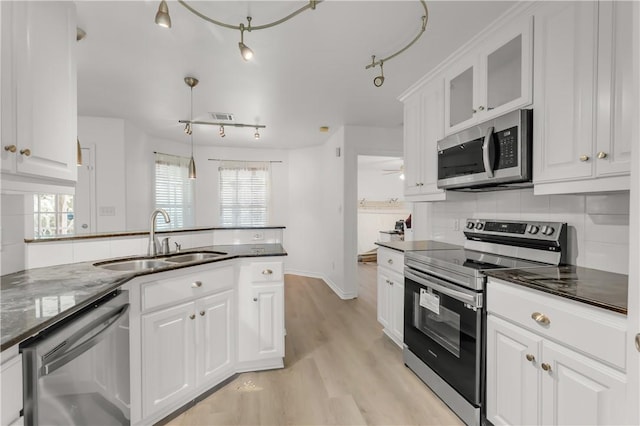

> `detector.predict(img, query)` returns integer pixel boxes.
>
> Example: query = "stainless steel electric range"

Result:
[403,219,567,426]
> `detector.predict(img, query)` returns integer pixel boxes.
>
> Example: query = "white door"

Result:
[541,340,627,426]
[376,269,392,329]
[141,302,196,418]
[196,290,234,386]
[74,146,95,234]
[389,271,404,346]
[486,315,541,426]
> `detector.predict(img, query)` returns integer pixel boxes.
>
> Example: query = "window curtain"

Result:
[154,152,195,230]
[219,161,270,226]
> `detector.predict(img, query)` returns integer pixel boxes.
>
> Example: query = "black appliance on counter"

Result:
[403,219,567,426]
[437,109,533,191]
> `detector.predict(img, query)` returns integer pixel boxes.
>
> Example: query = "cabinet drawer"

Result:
[142,266,234,311]
[487,278,627,369]
[377,248,404,274]
[250,261,283,282]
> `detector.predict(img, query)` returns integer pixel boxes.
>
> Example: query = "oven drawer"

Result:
[377,247,404,274]
[487,278,627,370]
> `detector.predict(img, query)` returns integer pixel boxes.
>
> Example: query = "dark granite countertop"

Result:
[1,244,287,352]
[375,240,462,253]
[485,265,628,315]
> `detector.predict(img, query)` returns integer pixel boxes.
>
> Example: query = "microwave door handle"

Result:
[40,303,129,376]
[482,126,495,178]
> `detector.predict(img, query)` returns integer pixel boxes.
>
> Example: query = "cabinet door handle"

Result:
[541,363,552,372]
[191,281,203,288]
[531,312,550,326]
[389,281,393,286]
[189,314,196,320]
[635,333,640,352]
[387,259,393,265]
[579,155,590,162]
[597,151,608,159]
[472,108,477,114]
[253,297,258,302]
[526,354,535,362]
[478,105,485,111]
[200,311,205,316]
[3,145,16,153]
[262,269,273,275]
[20,148,31,157]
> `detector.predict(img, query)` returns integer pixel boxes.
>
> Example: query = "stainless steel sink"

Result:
[97,259,169,271]
[164,252,226,263]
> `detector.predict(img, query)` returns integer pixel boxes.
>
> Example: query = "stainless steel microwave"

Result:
[437,109,533,191]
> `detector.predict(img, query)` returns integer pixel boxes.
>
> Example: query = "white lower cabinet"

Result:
[0,347,23,426]
[376,247,404,347]
[486,279,627,426]
[197,291,234,386]
[237,261,285,369]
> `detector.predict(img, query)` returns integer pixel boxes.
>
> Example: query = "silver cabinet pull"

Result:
[20,148,31,156]
[387,259,393,265]
[191,281,202,288]
[597,151,608,159]
[189,314,195,320]
[478,105,485,111]
[262,269,273,275]
[526,354,535,362]
[531,312,550,326]
[635,333,640,352]
[579,155,590,162]
[253,297,258,302]
[4,145,16,153]
[200,311,205,316]
[541,363,552,372]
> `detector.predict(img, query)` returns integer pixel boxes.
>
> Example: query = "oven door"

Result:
[404,267,483,405]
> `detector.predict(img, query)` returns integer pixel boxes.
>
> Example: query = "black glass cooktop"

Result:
[407,248,549,273]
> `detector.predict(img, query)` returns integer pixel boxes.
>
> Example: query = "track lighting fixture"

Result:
[238,18,254,61]
[219,125,226,138]
[254,128,260,140]
[184,76,199,179]
[155,0,171,29]
[158,1,428,87]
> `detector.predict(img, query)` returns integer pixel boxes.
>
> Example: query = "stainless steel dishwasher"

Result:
[21,289,130,425]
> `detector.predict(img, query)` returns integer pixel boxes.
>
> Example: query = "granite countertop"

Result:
[375,240,462,253]
[1,244,287,352]
[485,265,628,315]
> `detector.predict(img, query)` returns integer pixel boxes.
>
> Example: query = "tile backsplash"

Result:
[412,189,630,274]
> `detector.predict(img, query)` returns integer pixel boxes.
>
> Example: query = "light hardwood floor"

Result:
[166,268,462,425]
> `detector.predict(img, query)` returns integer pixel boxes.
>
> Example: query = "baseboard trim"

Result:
[284,269,357,300]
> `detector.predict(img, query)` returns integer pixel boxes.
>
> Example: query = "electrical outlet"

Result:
[252,231,264,241]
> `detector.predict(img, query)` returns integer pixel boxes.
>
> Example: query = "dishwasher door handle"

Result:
[41,303,130,376]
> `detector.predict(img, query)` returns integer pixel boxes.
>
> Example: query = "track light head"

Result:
[373,60,385,87]
[219,125,226,138]
[238,21,254,61]
[184,122,192,135]
[254,128,260,140]
[155,0,171,28]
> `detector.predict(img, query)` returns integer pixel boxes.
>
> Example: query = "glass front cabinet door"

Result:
[444,15,533,135]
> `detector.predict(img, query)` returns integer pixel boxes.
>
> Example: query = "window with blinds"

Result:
[154,152,195,230]
[219,161,270,226]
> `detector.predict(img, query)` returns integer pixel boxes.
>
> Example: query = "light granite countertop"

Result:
[1,244,287,351]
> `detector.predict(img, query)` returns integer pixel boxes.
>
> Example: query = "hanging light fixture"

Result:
[254,127,260,140]
[155,0,172,28]
[238,18,254,61]
[77,138,83,166]
[184,76,199,179]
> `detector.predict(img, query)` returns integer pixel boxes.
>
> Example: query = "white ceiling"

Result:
[75,1,514,149]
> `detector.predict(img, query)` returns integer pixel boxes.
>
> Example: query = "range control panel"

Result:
[464,219,566,242]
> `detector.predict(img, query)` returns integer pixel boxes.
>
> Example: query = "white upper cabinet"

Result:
[533,1,634,194]
[444,15,533,135]
[402,78,446,201]
[1,1,77,188]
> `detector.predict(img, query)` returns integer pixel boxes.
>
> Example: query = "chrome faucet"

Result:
[148,208,170,256]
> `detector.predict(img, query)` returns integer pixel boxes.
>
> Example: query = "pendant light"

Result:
[184,77,199,179]
[77,138,83,166]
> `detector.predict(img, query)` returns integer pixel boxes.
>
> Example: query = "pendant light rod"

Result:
[177,0,322,31]
[178,120,266,129]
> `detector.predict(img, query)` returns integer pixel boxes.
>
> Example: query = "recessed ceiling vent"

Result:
[210,112,235,122]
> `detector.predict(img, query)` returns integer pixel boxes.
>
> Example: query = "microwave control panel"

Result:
[496,126,518,169]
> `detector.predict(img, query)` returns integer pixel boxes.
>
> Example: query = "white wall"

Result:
[78,116,127,232]
[411,189,630,274]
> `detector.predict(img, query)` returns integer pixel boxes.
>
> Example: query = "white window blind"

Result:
[219,161,270,226]
[154,152,195,230]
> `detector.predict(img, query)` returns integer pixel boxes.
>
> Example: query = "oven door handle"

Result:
[405,268,482,308]
[40,303,129,376]
[482,126,495,178]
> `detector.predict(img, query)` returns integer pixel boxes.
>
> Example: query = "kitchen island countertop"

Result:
[1,244,287,352]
